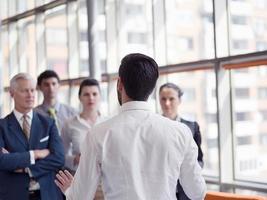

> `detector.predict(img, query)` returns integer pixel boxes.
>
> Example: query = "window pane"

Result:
[1,26,10,87]
[9,22,19,77]
[165,0,215,64]
[18,16,37,77]
[97,0,107,74]
[45,5,68,79]
[78,0,90,76]
[100,82,108,116]
[58,85,69,105]
[232,65,267,183]
[235,188,267,196]
[0,0,8,20]
[2,92,12,117]
[70,85,80,111]
[116,0,153,69]
[158,69,219,176]
[229,0,267,55]
[17,0,35,14]
[8,0,17,17]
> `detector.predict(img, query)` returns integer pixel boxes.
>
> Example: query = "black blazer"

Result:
[180,118,203,167]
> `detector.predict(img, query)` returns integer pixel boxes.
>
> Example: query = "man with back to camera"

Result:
[0,73,65,200]
[35,70,76,135]
[55,53,207,200]
[159,82,204,200]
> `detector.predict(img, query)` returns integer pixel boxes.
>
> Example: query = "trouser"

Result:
[29,190,41,200]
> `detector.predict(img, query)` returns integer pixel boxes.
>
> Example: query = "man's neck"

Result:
[14,106,32,114]
[80,110,99,123]
[121,94,132,105]
[43,98,57,107]
[164,113,178,121]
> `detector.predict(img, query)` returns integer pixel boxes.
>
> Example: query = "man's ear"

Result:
[117,77,123,92]
[9,89,14,98]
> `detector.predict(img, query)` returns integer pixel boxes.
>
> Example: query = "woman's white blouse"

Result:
[61,114,105,171]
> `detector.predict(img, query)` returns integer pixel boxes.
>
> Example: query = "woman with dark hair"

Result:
[61,78,105,199]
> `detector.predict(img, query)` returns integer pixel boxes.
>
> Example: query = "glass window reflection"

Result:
[165,0,215,64]
[229,0,267,55]
[232,65,267,183]
[45,5,68,79]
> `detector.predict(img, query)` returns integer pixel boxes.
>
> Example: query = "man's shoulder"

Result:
[156,115,193,140]
[181,118,198,125]
[93,115,118,131]
[180,118,199,131]
[59,103,77,114]
[33,111,53,124]
[34,105,48,116]
[0,113,13,127]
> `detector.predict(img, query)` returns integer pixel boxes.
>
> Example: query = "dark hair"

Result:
[159,82,184,98]
[78,78,100,96]
[37,70,60,86]
[119,53,159,101]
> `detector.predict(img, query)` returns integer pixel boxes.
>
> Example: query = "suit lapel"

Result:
[29,112,42,149]
[7,112,28,149]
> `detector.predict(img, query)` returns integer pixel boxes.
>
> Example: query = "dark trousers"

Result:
[176,180,191,200]
[29,190,41,200]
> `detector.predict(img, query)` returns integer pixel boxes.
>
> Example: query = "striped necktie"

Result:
[22,114,30,140]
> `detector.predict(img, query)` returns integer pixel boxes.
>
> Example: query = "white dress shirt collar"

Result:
[41,101,60,112]
[13,109,33,128]
[13,109,33,121]
[76,114,92,129]
[120,101,150,112]
[174,115,181,122]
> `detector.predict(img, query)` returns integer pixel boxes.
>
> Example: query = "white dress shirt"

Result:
[65,101,206,200]
[13,109,35,165]
[61,114,105,171]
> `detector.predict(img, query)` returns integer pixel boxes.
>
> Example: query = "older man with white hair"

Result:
[0,73,65,200]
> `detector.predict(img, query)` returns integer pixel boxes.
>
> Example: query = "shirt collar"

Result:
[76,115,91,129]
[13,109,33,121]
[120,101,151,112]
[175,115,181,122]
[41,101,60,112]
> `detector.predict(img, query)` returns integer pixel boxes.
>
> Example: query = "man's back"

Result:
[66,101,206,200]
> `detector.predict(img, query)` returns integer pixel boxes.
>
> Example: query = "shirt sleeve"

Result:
[65,131,101,200]
[179,126,206,200]
[29,150,35,165]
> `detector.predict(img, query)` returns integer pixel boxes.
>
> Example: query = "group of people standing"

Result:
[0,53,205,200]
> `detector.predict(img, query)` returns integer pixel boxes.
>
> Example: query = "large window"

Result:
[78,0,89,76]
[165,0,215,64]
[45,5,68,79]
[229,0,267,55]
[1,0,267,195]
[1,25,9,87]
[18,16,37,76]
[232,65,267,183]
[115,0,153,70]
[0,0,8,20]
